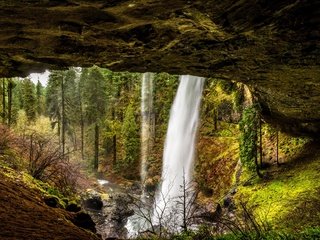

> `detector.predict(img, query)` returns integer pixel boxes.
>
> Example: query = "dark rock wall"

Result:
[0,0,319,135]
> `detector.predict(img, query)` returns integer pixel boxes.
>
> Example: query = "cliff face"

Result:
[0,0,319,135]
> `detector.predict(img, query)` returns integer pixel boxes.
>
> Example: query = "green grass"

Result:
[235,139,320,230]
[152,227,320,240]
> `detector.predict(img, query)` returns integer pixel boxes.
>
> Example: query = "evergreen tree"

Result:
[8,79,20,125]
[121,103,139,178]
[63,68,79,149]
[239,105,262,177]
[83,67,108,170]
[1,78,6,123]
[7,79,16,126]
[46,69,79,153]
[78,68,88,159]
[36,80,45,116]
[46,71,63,138]
[22,79,36,122]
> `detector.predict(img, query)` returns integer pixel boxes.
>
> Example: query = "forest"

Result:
[0,66,319,240]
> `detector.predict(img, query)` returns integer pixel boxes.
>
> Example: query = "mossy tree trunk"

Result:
[7,79,13,127]
[61,75,66,155]
[2,78,6,124]
[94,123,99,170]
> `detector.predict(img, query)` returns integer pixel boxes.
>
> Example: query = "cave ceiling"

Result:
[0,0,319,136]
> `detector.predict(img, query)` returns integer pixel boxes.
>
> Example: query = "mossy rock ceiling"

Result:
[0,0,319,136]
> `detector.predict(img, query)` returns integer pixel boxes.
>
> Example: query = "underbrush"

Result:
[136,223,320,240]
[0,124,82,197]
[171,227,320,240]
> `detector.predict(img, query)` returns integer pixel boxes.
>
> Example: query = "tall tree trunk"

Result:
[61,76,65,155]
[77,82,85,160]
[7,80,13,127]
[255,118,262,178]
[94,123,99,170]
[57,120,61,145]
[2,78,6,124]
[29,134,33,172]
[113,134,117,165]
[213,107,218,131]
[276,130,279,166]
[112,108,117,165]
[259,117,263,167]
[80,109,84,160]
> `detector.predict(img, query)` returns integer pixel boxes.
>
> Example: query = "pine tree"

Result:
[63,68,79,149]
[46,69,79,153]
[2,78,6,123]
[46,71,63,141]
[121,103,139,178]
[36,80,45,116]
[7,79,16,126]
[78,68,88,160]
[83,67,108,170]
[22,79,36,122]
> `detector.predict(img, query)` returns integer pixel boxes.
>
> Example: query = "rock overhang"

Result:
[0,0,319,136]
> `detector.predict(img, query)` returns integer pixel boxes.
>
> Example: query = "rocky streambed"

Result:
[81,179,140,239]
[81,177,236,239]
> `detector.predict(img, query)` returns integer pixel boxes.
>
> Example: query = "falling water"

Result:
[141,73,154,192]
[126,75,204,237]
[153,75,205,229]
[125,73,155,237]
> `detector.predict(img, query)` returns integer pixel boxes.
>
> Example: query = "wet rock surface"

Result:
[0,1,319,136]
[82,189,104,210]
[82,184,135,239]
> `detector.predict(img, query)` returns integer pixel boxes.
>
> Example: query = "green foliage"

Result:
[218,79,235,95]
[239,105,258,171]
[235,138,320,231]
[150,226,320,240]
[36,80,45,116]
[232,84,244,112]
[46,71,63,127]
[120,103,139,177]
[154,73,178,134]
[83,67,109,124]
[300,227,320,239]
[21,78,37,121]
[139,226,320,240]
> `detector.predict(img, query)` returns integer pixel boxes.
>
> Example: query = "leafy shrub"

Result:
[239,106,259,173]
[14,132,81,195]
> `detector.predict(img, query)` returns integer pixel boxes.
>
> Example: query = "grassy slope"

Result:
[235,139,320,231]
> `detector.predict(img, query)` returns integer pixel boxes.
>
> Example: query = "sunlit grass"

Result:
[235,137,320,230]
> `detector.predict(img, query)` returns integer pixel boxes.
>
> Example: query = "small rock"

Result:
[44,196,60,208]
[82,189,103,210]
[66,203,81,212]
[72,212,96,233]
[83,197,103,210]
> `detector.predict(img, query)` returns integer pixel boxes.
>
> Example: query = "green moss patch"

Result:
[235,140,320,230]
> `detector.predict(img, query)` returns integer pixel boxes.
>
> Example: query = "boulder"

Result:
[71,212,97,233]
[82,189,103,210]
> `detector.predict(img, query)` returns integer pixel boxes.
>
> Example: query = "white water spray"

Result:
[125,73,155,237]
[153,75,205,227]
[126,75,204,237]
[141,73,154,191]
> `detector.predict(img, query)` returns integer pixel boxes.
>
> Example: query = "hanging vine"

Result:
[239,104,262,177]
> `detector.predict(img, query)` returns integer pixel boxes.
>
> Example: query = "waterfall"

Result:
[141,73,154,192]
[125,73,155,237]
[126,75,204,238]
[153,75,205,230]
